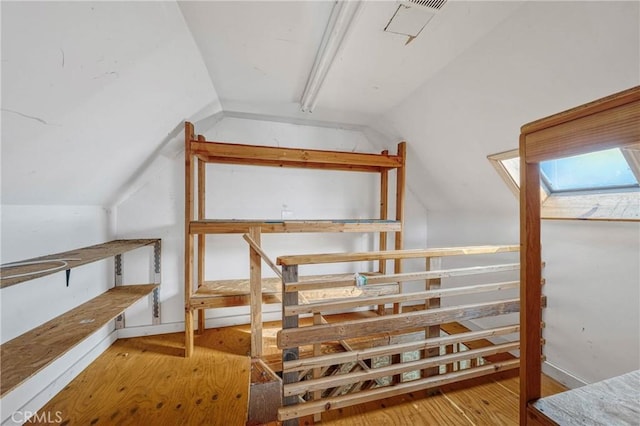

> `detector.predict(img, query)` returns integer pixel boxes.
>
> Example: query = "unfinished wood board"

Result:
[0,239,158,288]
[531,370,640,425]
[30,317,564,426]
[278,299,520,348]
[190,219,402,234]
[190,273,396,310]
[277,245,519,266]
[189,140,403,171]
[27,329,251,426]
[1,284,157,396]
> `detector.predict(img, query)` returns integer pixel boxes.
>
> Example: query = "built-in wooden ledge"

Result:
[0,284,158,397]
[530,370,640,425]
[189,272,395,309]
[189,219,401,235]
[0,239,159,288]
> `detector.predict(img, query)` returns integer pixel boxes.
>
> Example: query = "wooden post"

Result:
[393,142,406,315]
[197,142,206,334]
[520,133,542,424]
[249,226,263,358]
[312,312,322,423]
[422,256,441,379]
[391,142,406,384]
[378,149,389,315]
[184,121,195,357]
[281,265,299,426]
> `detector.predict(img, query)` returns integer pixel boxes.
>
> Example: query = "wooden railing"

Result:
[276,245,523,424]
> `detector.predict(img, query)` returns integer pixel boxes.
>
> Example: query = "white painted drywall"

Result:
[381,0,640,386]
[1,1,217,206]
[0,205,111,423]
[114,116,427,332]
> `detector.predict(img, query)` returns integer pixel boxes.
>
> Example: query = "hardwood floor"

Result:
[29,320,566,425]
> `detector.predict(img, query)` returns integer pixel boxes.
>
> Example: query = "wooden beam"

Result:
[393,142,406,315]
[284,263,520,292]
[378,149,389,314]
[277,245,519,266]
[520,133,542,423]
[524,99,640,162]
[283,342,520,397]
[249,227,263,358]
[281,265,300,426]
[197,151,206,335]
[521,86,640,135]
[285,280,519,316]
[191,219,402,235]
[424,257,442,379]
[184,121,195,358]
[189,140,403,171]
[277,359,520,421]
[277,298,521,348]
[282,324,520,372]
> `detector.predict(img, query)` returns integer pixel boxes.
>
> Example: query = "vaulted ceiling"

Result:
[2,1,638,211]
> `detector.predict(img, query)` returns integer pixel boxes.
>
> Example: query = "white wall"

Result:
[0,205,112,424]
[382,1,640,386]
[114,116,427,332]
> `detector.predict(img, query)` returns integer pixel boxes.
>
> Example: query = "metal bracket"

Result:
[152,241,161,325]
[114,254,124,329]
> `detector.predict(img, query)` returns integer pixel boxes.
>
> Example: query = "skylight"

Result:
[488,145,640,221]
[540,148,639,193]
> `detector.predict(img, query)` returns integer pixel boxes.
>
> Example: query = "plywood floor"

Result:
[29,320,566,426]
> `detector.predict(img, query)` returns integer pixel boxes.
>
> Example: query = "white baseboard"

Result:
[542,361,587,390]
[1,328,117,425]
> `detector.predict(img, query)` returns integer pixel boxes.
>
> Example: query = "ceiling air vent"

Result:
[385,0,448,43]
[404,0,447,11]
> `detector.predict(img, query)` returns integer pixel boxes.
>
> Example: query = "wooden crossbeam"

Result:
[277,298,521,348]
[284,263,520,292]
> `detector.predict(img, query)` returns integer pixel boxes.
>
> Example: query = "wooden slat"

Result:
[0,284,157,396]
[277,359,520,421]
[283,324,520,372]
[190,219,401,235]
[0,239,159,288]
[189,140,402,171]
[285,263,520,292]
[285,280,519,315]
[524,99,640,162]
[284,342,520,397]
[393,142,407,315]
[277,245,519,266]
[532,370,640,425]
[242,233,282,279]
[277,298,520,348]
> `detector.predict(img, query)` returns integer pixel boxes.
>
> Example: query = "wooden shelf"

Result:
[189,219,401,234]
[1,239,159,288]
[190,140,402,172]
[189,273,395,310]
[0,284,158,397]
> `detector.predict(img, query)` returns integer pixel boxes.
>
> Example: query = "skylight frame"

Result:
[488,145,640,221]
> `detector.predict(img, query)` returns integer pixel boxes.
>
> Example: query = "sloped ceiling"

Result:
[1,1,218,205]
[178,0,525,124]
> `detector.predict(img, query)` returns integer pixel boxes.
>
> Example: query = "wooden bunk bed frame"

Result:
[183,122,407,358]
[519,86,640,425]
